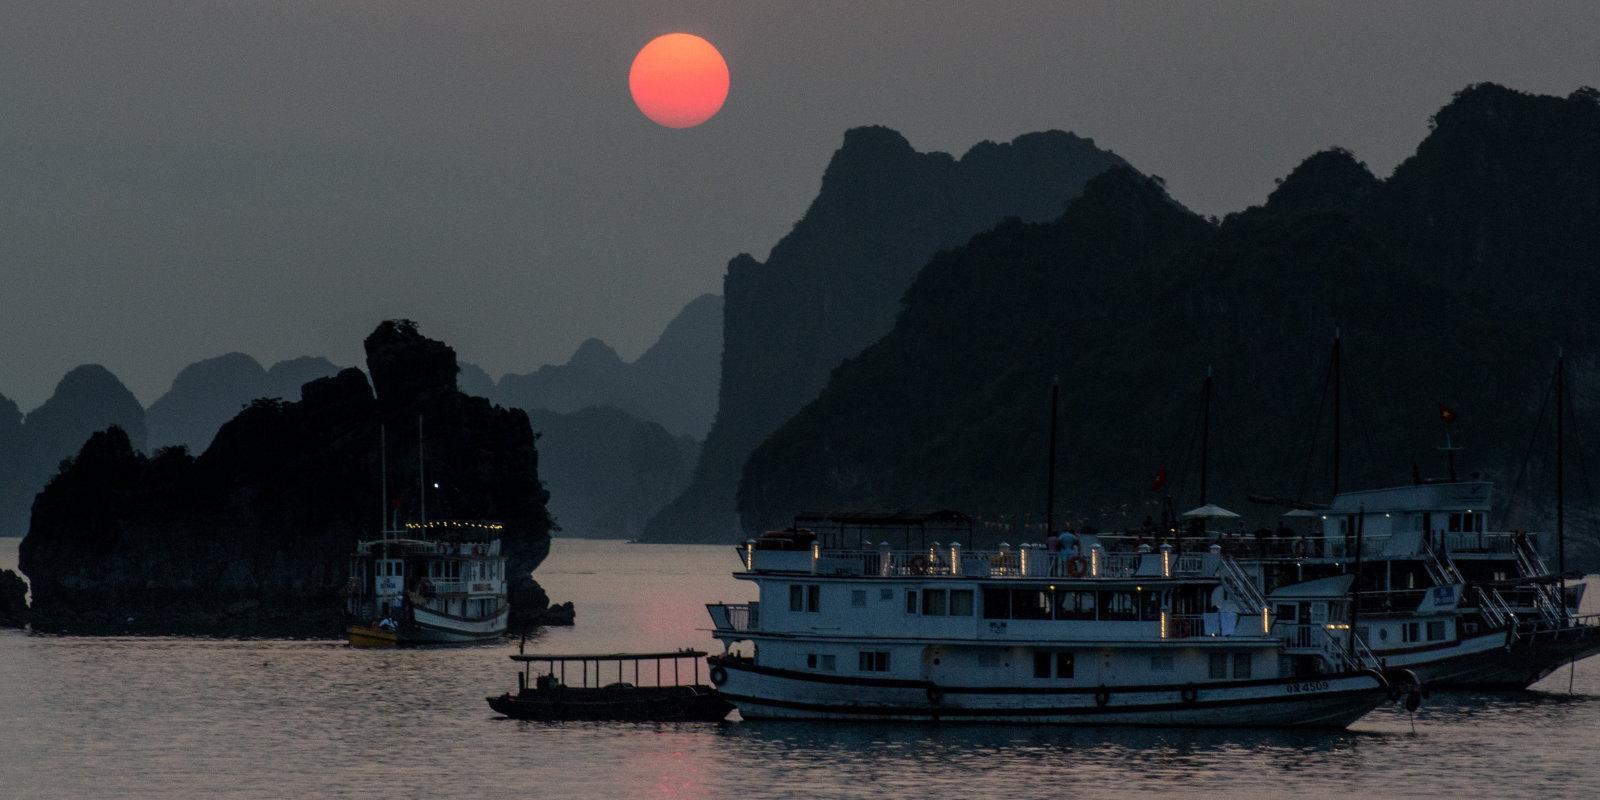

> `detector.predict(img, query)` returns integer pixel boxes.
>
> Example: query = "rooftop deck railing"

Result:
[750,544,1218,581]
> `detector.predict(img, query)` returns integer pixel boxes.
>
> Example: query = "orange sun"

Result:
[628,33,729,129]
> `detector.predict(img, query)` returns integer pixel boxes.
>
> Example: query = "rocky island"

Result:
[15,320,573,636]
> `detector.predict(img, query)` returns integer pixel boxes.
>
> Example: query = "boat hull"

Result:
[708,658,1394,728]
[487,686,733,722]
[403,604,509,644]
[1391,624,1600,690]
[347,624,399,648]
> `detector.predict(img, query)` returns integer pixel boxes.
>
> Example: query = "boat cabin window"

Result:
[905,589,918,614]
[1448,512,1484,533]
[917,589,973,616]
[790,584,821,613]
[806,653,837,671]
[1098,591,1137,621]
[857,651,890,672]
[1401,622,1421,643]
[1208,653,1252,679]
[1012,590,1051,620]
[1233,653,1252,679]
[851,590,867,607]
[1427,620,1446,641]
[1275,603,1298,623]
[1032,651,1074,679]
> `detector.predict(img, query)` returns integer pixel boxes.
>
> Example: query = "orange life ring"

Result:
[1066,555,1088,578]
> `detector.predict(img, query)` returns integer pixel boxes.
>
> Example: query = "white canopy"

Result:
[1181,503,1240,519]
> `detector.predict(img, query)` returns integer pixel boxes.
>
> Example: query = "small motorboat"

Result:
[487,649,733,722]
[347,622,399,648]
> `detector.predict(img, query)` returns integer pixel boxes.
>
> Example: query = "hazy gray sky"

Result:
[2,2,1596,408]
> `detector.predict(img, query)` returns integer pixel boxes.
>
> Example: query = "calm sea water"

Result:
[2,536,1599,799]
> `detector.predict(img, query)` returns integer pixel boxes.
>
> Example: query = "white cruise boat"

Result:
[1229,481,1600,688]
[345,520,510,645]
[705,512,1417,727]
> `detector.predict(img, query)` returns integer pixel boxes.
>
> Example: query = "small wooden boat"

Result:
[347,623,399,648]
[487,649,733,722]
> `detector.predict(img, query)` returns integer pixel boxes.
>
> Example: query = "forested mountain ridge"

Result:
[739,84,1600,569]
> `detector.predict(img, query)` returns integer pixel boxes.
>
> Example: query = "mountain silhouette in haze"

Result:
[737,84,1600,569]
[641,126,1130,542]
[495,293,723,439]
[146,353,340,452]
[19,321,563,634]
[527,406,699,538]
[0,366,146,536]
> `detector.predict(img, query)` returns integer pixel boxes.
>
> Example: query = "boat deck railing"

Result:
[749,543,1217,582]
[510,647,711,690]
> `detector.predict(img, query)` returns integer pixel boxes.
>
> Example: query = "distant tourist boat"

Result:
[345,420,509,646]
[1199,480,1600,689]
[487,648,732,721]
[705,512,1420,727]
[345,520,511,645]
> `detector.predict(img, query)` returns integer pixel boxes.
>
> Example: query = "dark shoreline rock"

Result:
[18,320,569,636]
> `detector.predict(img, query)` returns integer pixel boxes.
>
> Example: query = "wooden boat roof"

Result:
[511,650,708,662]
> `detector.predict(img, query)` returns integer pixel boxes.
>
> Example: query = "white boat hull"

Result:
[709,659,1394,727]
[403,604,509,644]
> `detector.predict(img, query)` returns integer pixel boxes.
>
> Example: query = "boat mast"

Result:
[418,415,427,527]
[1556,350,1565,615]
[1348,503,1364,661]
[1332,330,1341,498]
[380,425,388,535]
[1046,377,1059,536]
[1201,367,1212,507]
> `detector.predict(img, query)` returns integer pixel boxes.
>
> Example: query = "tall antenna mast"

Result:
[1556,349,1566,616]
[1201,367,1213,507]
[418,415,427,527]
[1045,377,1059,536]
[380,425,388,535]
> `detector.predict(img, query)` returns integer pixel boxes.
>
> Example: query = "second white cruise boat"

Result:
[705,512,1417,727]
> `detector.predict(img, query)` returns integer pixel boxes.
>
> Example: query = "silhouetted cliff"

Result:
[738,85,1600,569]
[527,407,698,538]
[18,321,562,635]
[643,127,1129,542]
[0,366,146,536]
[496,293,723,438]
[146,353,340,452]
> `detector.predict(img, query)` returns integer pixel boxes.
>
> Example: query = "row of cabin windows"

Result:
[803,651,891,672]
[377,561,503,580]
[983,588,1161,622]
[792,584,1171,621]
[908,589,975,616]
[1209,653,1253,679]
[1401,620,1448,643]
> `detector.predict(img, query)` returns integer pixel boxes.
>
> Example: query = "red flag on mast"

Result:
[1439,404,1457,424]
[1151,465,1168,492]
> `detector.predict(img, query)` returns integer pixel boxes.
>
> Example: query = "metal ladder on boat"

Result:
[1475,586,1516,630]
[1420,542,1461,588]
[1218,556,1268,614]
